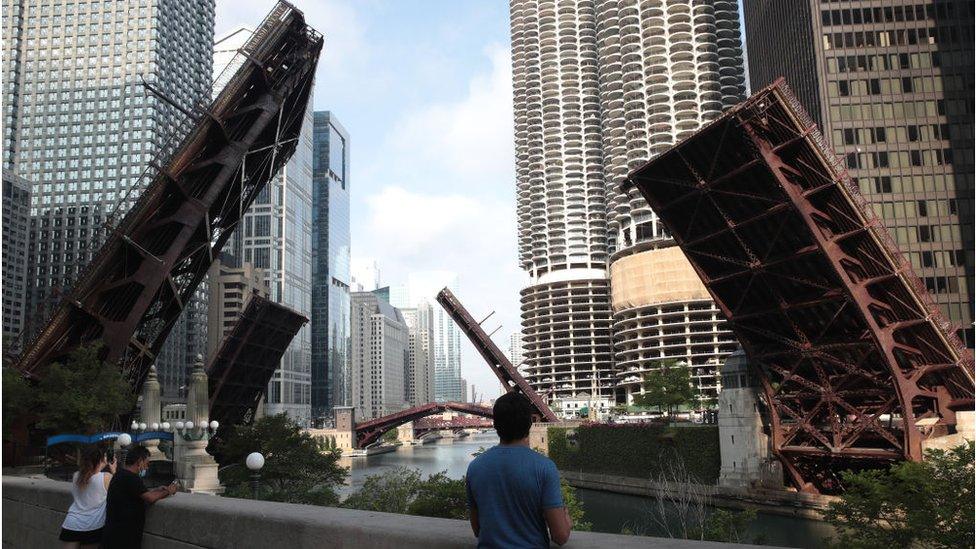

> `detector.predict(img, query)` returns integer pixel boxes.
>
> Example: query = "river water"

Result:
[339,432,834,548]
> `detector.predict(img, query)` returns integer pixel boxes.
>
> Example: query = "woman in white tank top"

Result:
[59,445,116,548]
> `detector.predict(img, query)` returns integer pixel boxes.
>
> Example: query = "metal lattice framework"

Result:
[413,416,493,436]
[436,288,559,422]
[207,294,307,427]
[628,79,974,493]
[14,3,323,397]
[355,402,493,448]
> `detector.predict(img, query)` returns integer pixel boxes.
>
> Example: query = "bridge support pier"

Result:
[139,367,165,462]
[397,422,416,444]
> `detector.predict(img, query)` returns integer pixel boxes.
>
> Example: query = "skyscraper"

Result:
[2,0,215,394]
[2,172,30,343]
[350,291,409,420]
[511,0,614,414]
[510,1,746,412]
[401,302,436,406]
[743,0,974,346]
[389,271,463,402]
[214,27,315,424]
[599,1,745,405]
[311,111,352,420]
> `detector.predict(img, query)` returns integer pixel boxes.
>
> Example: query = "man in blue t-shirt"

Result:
[466,392,572,548]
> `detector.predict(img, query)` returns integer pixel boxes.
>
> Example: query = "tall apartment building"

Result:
[350,291,409,420]
[510,1,745,412]
[2,172,30,343]
[507,332,525,370]
[214,27,315,424]
[401,302,436,406]
[743,0,974,346]
[389,271,463,402]
[206,255,268,360]
[601,1,745,405]
[351,257,381,292]
[311,111,352,420]
[2,0,214,386]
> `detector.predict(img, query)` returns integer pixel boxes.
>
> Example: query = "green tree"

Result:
[2,368,33,432]
[407,472,469,519]
[382,428,400,444]
[18,344,135,434]
[633,360,694,415]
[699,508,757,543]
[216,414,346,506]
[561,478,591,531]
[342,467,421,513]
[823,442,974,549]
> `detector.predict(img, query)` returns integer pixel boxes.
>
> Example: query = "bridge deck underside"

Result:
[207,295,307,427]
[14,3,323,398]
[629,80,974,493]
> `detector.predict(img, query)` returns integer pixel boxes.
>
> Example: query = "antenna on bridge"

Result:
[477,311,495,325]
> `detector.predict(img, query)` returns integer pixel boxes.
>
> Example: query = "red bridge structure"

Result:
[13,2,322,397]
[413,416,494,438]
[628,79,974,493]
[354,402,493,448]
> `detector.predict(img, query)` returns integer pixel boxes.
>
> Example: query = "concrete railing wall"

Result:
[3,476,749,548]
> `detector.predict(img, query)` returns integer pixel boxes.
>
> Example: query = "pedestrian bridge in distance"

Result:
[3,476,758,548]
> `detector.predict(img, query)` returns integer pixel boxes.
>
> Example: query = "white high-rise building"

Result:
[401,301,436,407]
[507,332,525,373]
[351,291,409,420]
[389,271,463,402]
[510,0,746,412]
[598,1,744,405]
[214,27,315,424]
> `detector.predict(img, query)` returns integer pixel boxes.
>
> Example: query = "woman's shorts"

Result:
[59,527,104,544]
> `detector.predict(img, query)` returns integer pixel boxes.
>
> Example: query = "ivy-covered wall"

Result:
[548,424,720,484]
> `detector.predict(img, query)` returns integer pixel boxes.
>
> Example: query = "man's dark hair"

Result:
[124,445,151,466]
[493,391,534,443]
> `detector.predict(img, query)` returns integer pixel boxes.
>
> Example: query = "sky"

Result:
[216,1,522,401]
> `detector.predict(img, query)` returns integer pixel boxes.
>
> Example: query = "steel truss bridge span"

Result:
[355,402,493,448]
[14,2,323,397]
[628,79,974,493]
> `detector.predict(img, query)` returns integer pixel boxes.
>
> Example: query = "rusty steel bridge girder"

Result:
[436,288,559,422]
[14,3,323,398]
[207,294,307,427]
[628,79,974,493]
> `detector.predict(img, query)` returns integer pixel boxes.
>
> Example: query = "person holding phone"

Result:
[59,445,115,548]
[100,446,176,549]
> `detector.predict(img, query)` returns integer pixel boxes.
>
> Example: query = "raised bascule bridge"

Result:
[628,79,975,493]
[343,289,558,448]
[12,3,323,409]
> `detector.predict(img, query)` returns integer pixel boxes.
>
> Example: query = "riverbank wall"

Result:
[560,470,833,520]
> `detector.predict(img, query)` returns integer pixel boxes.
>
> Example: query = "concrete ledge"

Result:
[3,475,756,548]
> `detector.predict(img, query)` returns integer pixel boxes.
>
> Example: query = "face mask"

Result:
[139,469,148,478]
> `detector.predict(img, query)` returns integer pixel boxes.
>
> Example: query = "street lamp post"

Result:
[116,433,132,466]
[245,452,265,500]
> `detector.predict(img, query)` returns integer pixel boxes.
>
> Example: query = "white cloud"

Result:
[381,46,515,190]
[355,46,521,399]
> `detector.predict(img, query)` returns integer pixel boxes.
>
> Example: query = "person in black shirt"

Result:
[101,445,176,549]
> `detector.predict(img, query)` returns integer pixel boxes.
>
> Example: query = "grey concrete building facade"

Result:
[401,302,436,407]
[743,0,975,346]
[311,111,352,421]
[206,255,268,362]
[351,291,409,420]
[2,172,30,343]
[2,0,214,392]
